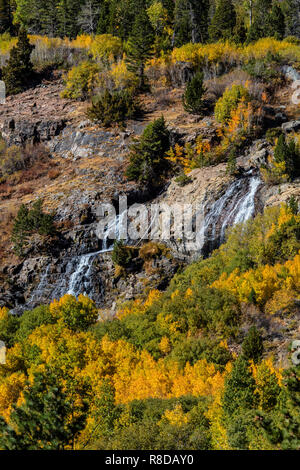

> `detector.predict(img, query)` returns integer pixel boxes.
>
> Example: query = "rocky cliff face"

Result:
[0,76,299,315]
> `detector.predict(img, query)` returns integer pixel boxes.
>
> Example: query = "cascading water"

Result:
[25,171,260,308]
[26,211,127,306]
[200,170,261,255]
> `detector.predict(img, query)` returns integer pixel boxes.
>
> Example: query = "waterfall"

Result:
[67,250,103,297]
[24,173,261,308]
[25,211,128,307]
[200,170,261,254]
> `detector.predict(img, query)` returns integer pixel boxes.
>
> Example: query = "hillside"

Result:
[0,0,299,452]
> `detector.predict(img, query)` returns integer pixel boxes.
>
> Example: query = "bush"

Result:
[87,89,139,127]
[90,34,123,63]
[215,84,250,123]
[243,52,281,82]
[175,173,193,187]
[3,28,35,95]
[12,199,55,256]
[182,70,206,114]
[61,61,100,100]
[242,326,264,364]
[112,241,135,268]
[126,116,171,188]
[0,142,50,178]
[49,294,98,331]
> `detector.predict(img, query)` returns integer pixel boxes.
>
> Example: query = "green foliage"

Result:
[125,9,154,89]
[269,3,286,40]
[215,84,250,123]
[61,61,100,100]
[182,70,206,115]
[247,0,285,43]
[15,306,54,344]
[170,337,232,370]
[92,396,212,450]
[175,173,193,187]
[0,312,20,349]
[223,356,257,419]
[288,195,299,215]
[274,133,300,178]
[126,116,171,188]
[242,326,264,364]
[0,0,12,34]
[3,27,35,95]
[0,369,88,450]
[243,51,281,82]
[111,240,134,268]
[11,199,55,256]
[174,0,209,46]
[226,148,237,175]
[208,0,236,42]
[53,295,98,331]
[87,89,139,127]
[265,365,300,450]
[93,380,121,439]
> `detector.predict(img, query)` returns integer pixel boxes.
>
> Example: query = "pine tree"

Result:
[242,326,264,364]
[0,370,88,450]
[274,134,298,178]
[208,0,237,42]
[269,2,285,40]
[263,365,300,450]
[95,380,120,437]
[11,204,31,256]
[174,0,209,46]
[126,116,171,188]
[288,195,299,215]
[183,70,206,114]
[0,0,12,33]
[3,27,35,95]
[285,0,300,38]
[174,0,191,47]
[222,356,257,418]
[247,0,273,42]
[125,9,154,89]
[188,0,210,43]
[226,148,237,175]
[11,199,55,256]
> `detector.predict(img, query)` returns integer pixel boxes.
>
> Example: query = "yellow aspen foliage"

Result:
[159,336,171,355]
[205,362,232,450]
[212,252,300,307]
[0,306,9,321]
[251,359,282,412]
[161,404,189,427]
[0,372,26,421]
[171,360,222,398]
[267,205,300,238]
[110,59,138,90]
[61,62,100,100]
[117,289,162,320]
[90,34,123,63]
[185,288,193,298]
[49,294,98,330]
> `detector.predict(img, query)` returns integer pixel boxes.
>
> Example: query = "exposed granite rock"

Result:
[282,120,300,133]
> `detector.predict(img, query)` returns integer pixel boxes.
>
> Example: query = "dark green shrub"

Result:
[11,199,55,256]
[111,241,134,268]
[175,173,193,187]
[3,28,35,95]
[242,326,264,364]
[126,116,171,188]
[243,52,281,82]
[87,89,139,127]
[182,70,206,114]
